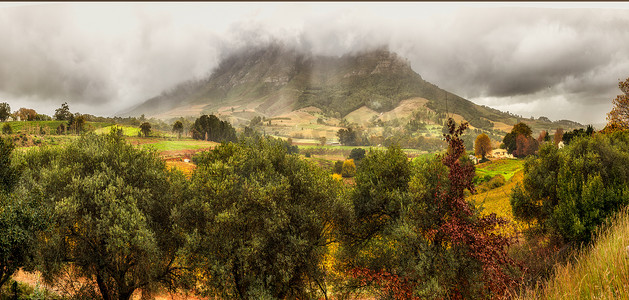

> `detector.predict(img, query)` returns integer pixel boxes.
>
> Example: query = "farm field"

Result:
[467,159,527,234]
[4,120,114,133]
[474,158,524,181]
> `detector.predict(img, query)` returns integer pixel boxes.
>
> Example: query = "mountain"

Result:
[122,42,582,133]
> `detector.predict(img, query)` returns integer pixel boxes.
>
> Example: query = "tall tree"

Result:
[54,102,72,121]
[172,120,183,138]
[554,128,564,146]
[474,133,492,160]
[22,133,187,300]
[140,122,151,137]
[0,102,11,122]
[607,77,629,129]
[180,137,342,299]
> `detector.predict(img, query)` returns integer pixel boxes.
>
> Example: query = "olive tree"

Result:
[21,133,188,300]
[178,137,343,299]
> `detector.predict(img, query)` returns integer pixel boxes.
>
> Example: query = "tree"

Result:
[0,102,10,122]
[554,128,564,146]
[337,119,516,298]
[0,137,19,193]
[172,120,183,138]
[502,122,533,154]
[337,127,364,146]
[54,102,72,121]
[22,133,187,300]
[348,148,366,162]
[179,137,342,299]
[607,77,629,129]
[0,137,45,292]
[140,122,151,137]
[474,133,492,160]
[511,131,629,243]
[56,123,66,135]
[191,114,237,142]
[68,114,86,134]
[318,136,327,146]
[15,108,37,121]
[537,130,548,143]
[0,193,47,292]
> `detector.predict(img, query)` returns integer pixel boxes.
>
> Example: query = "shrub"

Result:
[1,123,12,135]
[341,159,356,178]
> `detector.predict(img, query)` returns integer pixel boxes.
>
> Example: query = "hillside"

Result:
[122,42,583,133]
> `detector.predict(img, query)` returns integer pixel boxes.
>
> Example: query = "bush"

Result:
[1,123,12,135]
[341,159,356,178]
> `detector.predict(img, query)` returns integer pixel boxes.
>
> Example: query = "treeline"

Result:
[0,119,517,299]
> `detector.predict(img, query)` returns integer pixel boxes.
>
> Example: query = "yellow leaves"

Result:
[331,173,343,181]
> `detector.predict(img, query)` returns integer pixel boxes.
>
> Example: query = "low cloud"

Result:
[0,3,627,123]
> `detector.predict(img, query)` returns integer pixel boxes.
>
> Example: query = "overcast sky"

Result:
[1,2,628,125]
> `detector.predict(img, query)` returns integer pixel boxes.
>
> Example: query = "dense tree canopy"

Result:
[0,102,10,122]
[179,137,343,299]
[511,131,629,243]
[337,119,515,299]
[20,133,187,300]
[503,122,540,158]
[191,114,237,142]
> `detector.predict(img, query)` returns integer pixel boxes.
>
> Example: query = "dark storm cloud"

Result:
[0,3,627,123]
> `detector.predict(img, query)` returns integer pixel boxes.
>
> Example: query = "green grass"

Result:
[139,139,218,152]
[4,121,114,133]
[520,207,629,299]
[475,158,524,181]
[94,125,141,136]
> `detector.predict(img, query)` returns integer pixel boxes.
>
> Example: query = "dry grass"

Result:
[520,208,629,299]
[468,171,527,237]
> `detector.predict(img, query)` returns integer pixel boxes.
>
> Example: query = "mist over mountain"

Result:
[122,42,582,132]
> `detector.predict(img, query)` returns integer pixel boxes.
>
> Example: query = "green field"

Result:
[139,139,218,152]
[5,121,114,133]
[475,158,524,181]
[94,125,141,136]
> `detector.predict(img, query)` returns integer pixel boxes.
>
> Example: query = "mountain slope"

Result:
[123,43,581,133]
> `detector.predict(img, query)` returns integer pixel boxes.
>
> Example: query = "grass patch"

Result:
[520,207,629,299]
[4,121,114,134]
[139,139,218,152]
[94,125,141,136]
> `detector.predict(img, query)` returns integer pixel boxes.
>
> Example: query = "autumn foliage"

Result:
[607,77,629,129]
[474,133,492,160]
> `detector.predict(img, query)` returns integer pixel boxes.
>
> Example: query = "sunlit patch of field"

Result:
[94,125,141,136]
[475,158,524,181]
